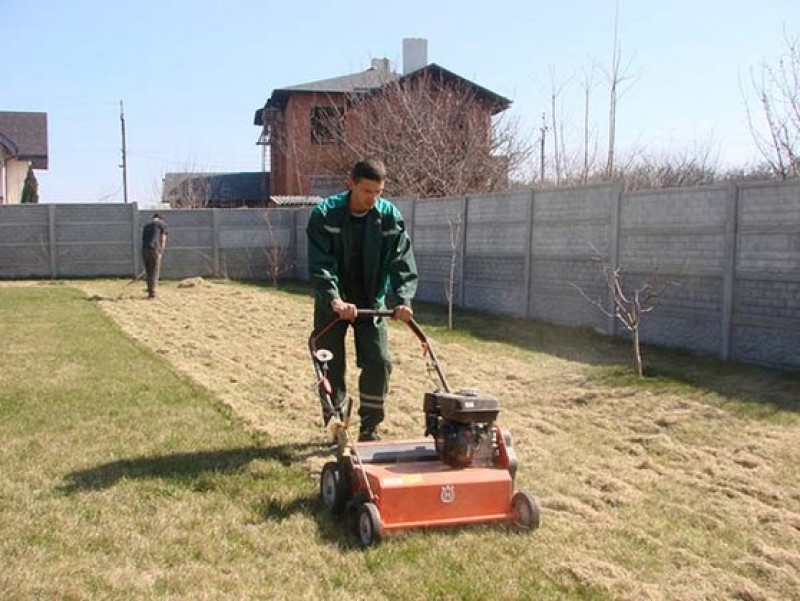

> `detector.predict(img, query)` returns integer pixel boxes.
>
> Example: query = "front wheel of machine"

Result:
[510,490,541,531]
[320,462,347,513]
[356,502,383,547]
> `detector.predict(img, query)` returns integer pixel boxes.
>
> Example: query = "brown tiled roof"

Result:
[255,63,399,124]
[0,112,48,169]
[254,62,510,125]
[378,63,511,115]
[282,66,397,94]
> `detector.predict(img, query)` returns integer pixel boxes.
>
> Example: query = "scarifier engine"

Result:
[424,389,501,469]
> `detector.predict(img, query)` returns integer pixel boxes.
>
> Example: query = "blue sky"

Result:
[3,0,797,206]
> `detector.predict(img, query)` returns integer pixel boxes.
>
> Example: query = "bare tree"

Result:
[744,30,800,179]
[603,0,636,178]
[443,214,462,330]
[571,255,679,378]
[314,70,533,197]
[262,209,294,286]
[580,65,599,184]
[534,25,636,189]
[549,67,570,185]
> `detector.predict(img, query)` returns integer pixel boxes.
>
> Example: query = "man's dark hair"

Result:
[351,159,387,183]
[153,212,163,220]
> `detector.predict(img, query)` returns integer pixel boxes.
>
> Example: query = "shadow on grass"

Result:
[254,494,367,550]
[252,492,352,547]
[57,439,370,549]
[58,442,327,494]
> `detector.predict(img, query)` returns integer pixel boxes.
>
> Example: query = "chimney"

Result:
[371,58,390,73]
[402,38,428,75]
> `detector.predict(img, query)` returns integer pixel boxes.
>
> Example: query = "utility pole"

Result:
[119,100,128,203]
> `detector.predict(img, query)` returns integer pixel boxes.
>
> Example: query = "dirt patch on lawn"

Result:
[51,279,800,598]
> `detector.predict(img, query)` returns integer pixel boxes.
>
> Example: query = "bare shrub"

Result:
[443,214,462,330]
[263,209,294,286]
[572,255,679,378]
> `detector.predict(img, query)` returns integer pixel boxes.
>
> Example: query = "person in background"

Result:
[141,212,168,299]
[306,159,418,441]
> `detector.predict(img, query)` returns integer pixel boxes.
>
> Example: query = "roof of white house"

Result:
[0,112,49,169]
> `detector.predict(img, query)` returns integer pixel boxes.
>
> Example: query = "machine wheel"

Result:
[510,490,540,531]
[356,502,383,547]
[320,462,347,513]
[502,428,513,447]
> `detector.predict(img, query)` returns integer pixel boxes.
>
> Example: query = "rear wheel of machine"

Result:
[356,502,383,547]
[320,462,347,513]
[511,490,540,531]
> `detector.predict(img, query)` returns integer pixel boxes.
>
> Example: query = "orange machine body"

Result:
[359,460,514,531]
[346,426,520,532]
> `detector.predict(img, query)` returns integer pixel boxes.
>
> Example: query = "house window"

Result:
[311,106,343,145]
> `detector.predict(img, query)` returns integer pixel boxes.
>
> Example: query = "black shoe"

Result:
[358,429,380,442]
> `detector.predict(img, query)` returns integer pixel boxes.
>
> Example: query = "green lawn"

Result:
[1,286,318,600]
[2,281,798,600]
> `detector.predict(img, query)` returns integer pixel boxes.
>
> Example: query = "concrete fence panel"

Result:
[1,178,798,371]
[732,181,800,368]
[462,192,531,316]
[412,197,467,306]
[528,183,618,332]
[620,185,731,356]
[0,204,53,278]
[55,204,136,278]
[152,209,216,280]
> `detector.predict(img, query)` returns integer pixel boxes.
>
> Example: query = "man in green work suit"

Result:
[307,159,418,441]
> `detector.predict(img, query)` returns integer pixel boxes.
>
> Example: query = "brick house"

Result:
[253,39,511,197]
[0,112,48,204]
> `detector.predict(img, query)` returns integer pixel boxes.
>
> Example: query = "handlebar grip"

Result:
[356,309,396,318]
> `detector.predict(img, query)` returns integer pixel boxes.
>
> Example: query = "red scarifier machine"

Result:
[309,309,540,547]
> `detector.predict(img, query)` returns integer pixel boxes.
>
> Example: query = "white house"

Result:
[0,112,48,204]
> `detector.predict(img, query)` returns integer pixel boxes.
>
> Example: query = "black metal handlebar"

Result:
[355,309,395,318]
[308,308,451,393]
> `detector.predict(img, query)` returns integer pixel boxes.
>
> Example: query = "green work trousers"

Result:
[315,314,391,432]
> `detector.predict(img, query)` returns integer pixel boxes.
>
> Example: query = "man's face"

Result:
[348,177,384,213]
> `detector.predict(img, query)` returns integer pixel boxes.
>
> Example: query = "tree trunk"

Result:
[633,326,643,378]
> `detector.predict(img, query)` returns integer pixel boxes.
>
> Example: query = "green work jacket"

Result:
[306,191,418,315]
